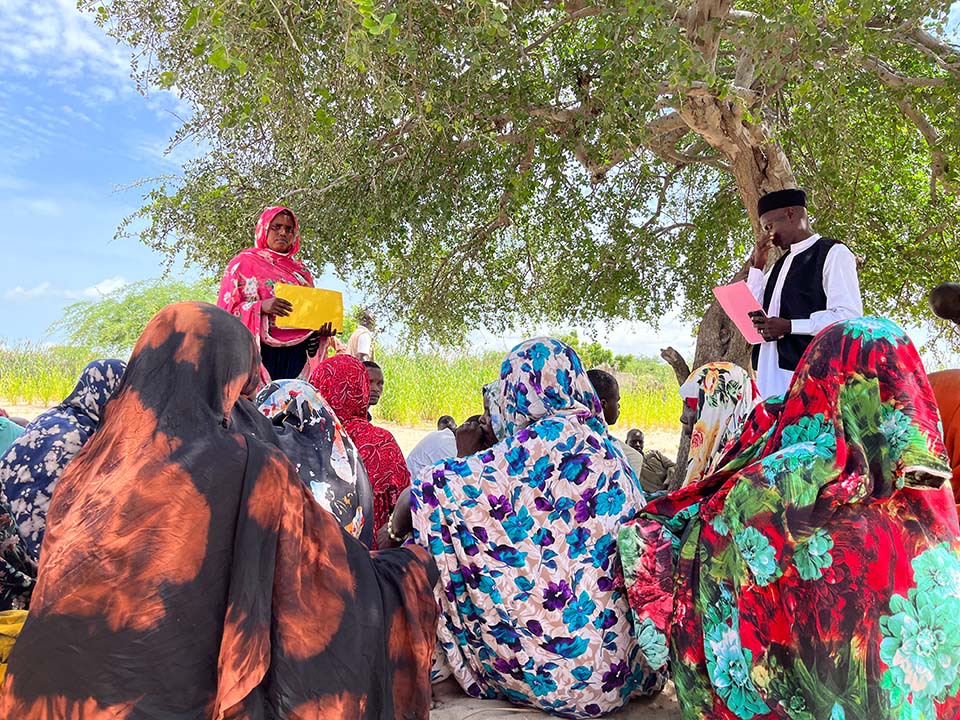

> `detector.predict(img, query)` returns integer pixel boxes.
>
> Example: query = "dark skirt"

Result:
[260,340,309,380]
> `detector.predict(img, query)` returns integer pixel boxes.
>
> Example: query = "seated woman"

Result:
[256,379,374,547]
[0,358,125,561]
[217,206,330,381]
[678,361,759,488]
[310,354,410,549]
[620,318,960,720]
[0,302,438,719]
[400,338,665,718]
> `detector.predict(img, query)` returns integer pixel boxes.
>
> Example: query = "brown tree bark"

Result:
[660,346,691,385]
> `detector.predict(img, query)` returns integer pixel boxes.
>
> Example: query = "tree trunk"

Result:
[660,346,691,385]
[667,95,798,484]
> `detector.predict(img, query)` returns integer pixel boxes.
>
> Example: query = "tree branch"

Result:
[860,54,949,87]
[267,0,301,52]
[885,26,960,79]
[523,6,602,54]
[685,0,733,69]
[653,222,696,236]
[636,166,685,235]
[660,346,691,385]
[905,28,960,62]
[872,72,949,201]
[469,139,536,238]
[526,103,592,123]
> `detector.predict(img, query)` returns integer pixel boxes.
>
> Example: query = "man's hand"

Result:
[750,314,791,342]
[752,234,774,268]
[317,321,337,337]
[261,296,293,317]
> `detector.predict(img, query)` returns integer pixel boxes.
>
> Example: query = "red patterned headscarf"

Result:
[310,355,411,547]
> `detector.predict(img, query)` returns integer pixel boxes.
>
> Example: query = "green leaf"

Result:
[233,58,248,75]
[158,70,177,88]
[382,12,397,27]
[207,45,231,70]
[184,6,201,30]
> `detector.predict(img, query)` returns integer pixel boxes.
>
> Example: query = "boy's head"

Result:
[587,368,620,426]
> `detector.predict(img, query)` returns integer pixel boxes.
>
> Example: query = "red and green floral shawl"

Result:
[619,317,960,720]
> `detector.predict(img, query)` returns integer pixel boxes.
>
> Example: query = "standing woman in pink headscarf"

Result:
[218,206,328,381]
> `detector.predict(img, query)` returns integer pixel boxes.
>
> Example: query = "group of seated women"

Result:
[0,219,958,720]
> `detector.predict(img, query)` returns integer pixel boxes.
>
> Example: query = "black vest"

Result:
[751,237,839,373]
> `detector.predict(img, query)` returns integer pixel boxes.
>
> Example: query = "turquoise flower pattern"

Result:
[793,529,834,581]
[843,317,908,344]
[911,543,960,597]
[879,405,919,464]
[761,414,836,479]
[734,527,781,586]
[634,618,669,672]
[780,413,831,447]
[412,337,661,718]
[880,545,960,718]
[710,512,730,537]
[704,602,770,719]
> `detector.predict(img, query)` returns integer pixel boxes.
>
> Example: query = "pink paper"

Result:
[713,281,765,345]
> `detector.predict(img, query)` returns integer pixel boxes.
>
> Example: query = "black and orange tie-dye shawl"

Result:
[0,302,438,719]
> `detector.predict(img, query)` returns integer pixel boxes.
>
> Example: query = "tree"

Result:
[87,0,960,355]
[557,330,614,368]
[50,278,217,355]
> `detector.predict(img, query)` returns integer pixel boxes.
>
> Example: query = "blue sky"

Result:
[1,0,958,364]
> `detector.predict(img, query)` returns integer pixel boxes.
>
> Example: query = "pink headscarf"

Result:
[217,206,315,352]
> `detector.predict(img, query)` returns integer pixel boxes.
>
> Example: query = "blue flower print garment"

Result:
[411,338,665,718]
[0,359,125,561]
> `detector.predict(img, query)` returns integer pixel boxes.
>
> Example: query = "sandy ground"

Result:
[432,678,680,720]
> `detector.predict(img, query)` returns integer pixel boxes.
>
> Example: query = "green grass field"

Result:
[0,344,682,430]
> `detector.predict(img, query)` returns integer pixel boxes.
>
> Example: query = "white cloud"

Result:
[5,282,52,300]
[5,275,128,302]
[0,0,130,83]
[80,275,128,298]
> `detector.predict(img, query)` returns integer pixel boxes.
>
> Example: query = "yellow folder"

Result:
[273,284,344,332]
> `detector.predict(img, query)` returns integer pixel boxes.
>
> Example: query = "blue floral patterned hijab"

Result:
[493,337,605,440]
[0,359,126,561]
[409,337,655,713]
